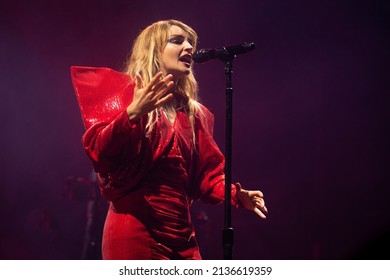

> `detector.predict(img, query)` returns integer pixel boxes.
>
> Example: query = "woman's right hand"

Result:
[126,72,174,120]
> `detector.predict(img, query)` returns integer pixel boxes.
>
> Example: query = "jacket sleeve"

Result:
[82,110,144,173]
[82,111,152,201]
[191,104,239,207]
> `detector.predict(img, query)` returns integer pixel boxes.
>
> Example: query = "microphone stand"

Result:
[194,43,255,259]
[221,54,235,260]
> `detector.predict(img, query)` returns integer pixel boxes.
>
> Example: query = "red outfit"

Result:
[71,66,238,259]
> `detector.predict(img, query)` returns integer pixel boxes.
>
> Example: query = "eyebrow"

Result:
[169,34,185,38]
[168,34,194,44]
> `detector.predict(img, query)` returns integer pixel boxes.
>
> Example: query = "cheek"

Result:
[164,47,178,61]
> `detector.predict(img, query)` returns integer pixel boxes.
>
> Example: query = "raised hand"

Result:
[126,72,174,120]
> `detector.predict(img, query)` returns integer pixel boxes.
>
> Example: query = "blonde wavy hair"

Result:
[124,19,200,138]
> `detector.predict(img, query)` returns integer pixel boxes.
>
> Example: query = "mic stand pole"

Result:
[223,58,234,260]
[195,44,255,259]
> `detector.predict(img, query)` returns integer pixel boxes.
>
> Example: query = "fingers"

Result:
[254,207,267,219]
[141,72,174,104]
[136,72,173,92]
[132,72,175,114]
[155,78,174,99]
[254,196,268,215]
[143,72,163,91]
[146,72,174,94]
[258,203,268,215]
[252,190,264,198]
[236,185,268,220]
[134,74,144,91]
[254,197,265,207]
[245,189,267,219]
[253,197,267,217]
[155,93,174,107]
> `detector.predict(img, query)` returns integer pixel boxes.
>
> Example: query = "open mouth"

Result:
[179,55,192,65]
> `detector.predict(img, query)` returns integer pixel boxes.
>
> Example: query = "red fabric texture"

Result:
[70,66,135,130]
[71,66,238,259]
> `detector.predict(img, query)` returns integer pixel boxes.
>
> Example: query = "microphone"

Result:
[192,42,255,63]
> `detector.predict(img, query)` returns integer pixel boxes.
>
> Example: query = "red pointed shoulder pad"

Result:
[70,66,135,129]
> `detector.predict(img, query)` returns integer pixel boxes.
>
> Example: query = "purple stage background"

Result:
[1,0,389,259]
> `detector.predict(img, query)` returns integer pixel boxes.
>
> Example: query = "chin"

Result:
[182,67,192,75]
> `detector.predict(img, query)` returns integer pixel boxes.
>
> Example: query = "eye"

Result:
[168,36,184,45]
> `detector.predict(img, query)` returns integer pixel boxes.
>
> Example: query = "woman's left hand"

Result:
[235,182,268,219]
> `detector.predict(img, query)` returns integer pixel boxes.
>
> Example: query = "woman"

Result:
[72,19,268,260]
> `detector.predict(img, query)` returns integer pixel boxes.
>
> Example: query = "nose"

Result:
[183,40,193,52]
